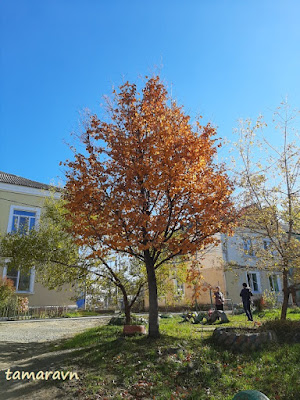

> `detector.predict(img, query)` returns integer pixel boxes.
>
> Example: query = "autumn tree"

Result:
[62,76,235,337]
[233,100,300,319]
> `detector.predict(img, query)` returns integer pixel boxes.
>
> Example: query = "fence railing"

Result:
[0,305,77,321]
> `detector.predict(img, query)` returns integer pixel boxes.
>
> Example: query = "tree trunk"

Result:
[123,298,131,325]
[281,269,290,320]
[119,285,131,325]
[145,251,160,338]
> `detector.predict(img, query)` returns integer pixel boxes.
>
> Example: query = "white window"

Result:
[243,238,254,256]
[263,239,277,256]
[246,271,261,293]
[269,274,280,292]
[174,279,185,296]
[7,206,40,234]
[5,266,34,293]
[3,206,39,293]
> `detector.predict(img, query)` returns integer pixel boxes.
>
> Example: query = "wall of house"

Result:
[192,238,227,304]
[0,265,76,306]
[0,187,46,232]
[144,236,227,310]
[222,230,283,304]
[0,185,76,307]
[222,230,258,269]
[225,268,283,304]
[22,281,75,306]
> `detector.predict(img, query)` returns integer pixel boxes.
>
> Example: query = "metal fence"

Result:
[0,305,76,321]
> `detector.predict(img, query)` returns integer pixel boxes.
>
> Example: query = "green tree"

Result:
[233,100,300,319]
[0,198,148,324]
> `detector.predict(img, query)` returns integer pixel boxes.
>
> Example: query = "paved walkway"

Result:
[0,316,110,343]
[0,316,109,400]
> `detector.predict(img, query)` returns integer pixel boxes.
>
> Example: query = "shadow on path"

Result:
[0,341,79,400]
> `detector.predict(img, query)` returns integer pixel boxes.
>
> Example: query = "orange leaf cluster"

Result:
[63,76,235,266]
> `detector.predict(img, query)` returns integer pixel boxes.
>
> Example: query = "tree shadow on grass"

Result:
[45,324,300,399]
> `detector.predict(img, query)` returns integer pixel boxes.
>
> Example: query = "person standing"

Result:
[214,286,225,311]
[240,282,253,321]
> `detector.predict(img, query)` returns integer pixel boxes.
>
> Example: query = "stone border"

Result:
[212,327,277,352]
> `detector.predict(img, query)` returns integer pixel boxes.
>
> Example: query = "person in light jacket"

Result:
[214,286,225,311]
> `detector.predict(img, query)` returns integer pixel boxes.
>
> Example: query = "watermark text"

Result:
[4,368,79,381]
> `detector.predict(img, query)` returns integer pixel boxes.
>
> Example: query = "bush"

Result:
[0,277,15,307]
[253,296,266,312]
[17,297,29,313]
[260,319,300,343]
[262,289,278,308]
[288,306,300,314]
[108,314,147,326]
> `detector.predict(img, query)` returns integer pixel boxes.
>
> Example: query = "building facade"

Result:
[0,171,75,307]
[146,229,285,310]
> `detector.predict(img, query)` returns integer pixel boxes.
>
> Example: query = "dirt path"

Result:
[0,317,109,400]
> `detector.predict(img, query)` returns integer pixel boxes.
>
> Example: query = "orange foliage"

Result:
[63,76,235,267]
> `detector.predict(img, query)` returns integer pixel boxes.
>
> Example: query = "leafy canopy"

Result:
[63,76,235,266]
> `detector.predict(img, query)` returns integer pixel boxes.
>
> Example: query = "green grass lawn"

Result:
[63,310,100,318]
[59,308,300,400]
[225,307,300,325]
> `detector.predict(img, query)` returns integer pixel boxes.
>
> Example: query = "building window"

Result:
[243,239,254,256]
[3,206,39,293]
[269,275,280,292]
[6,266,32,292]
[11,209,36,234]
[263,239,277,256]
[174,280,185,296]
[247,272,260,293]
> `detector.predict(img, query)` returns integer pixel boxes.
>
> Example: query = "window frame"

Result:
[7,205,41,234]
[3,205,40,294]
[263,239,277,255]
[246,271,261,293]
[269,274,281,292]
[3,265,35,294]
[172,278,185,297]
[243,238,255,256]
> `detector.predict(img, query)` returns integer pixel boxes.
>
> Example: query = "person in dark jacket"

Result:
[240,282,253,321]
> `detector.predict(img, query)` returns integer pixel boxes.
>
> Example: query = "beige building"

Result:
[0,171,76,307]
[144,239,227,310]
[145,229,284,310]
[222,230,283,305]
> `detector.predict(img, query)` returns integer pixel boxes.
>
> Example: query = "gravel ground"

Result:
[0,316,110,343]
[0,316,110,400]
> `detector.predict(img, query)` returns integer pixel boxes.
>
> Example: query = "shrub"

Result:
[108,314,147,326]
[0,277,15,307]
[17,297,29,313]
[260,319,300,343]
[288,306,300,314]
[262,289,278,308]
[253,296,266,312]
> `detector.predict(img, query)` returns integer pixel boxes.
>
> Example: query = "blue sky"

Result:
[1,0,300,185]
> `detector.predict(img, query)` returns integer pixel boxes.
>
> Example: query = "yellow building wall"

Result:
[0,187,76,307]
[144,237,227,309]
[25,281,75,306]
[0,189,46,232]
